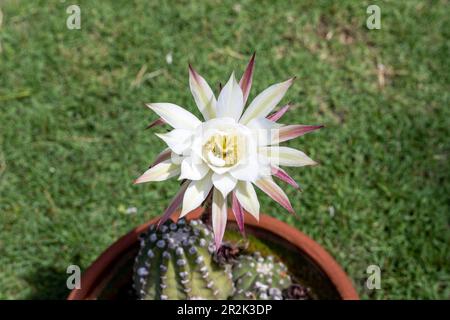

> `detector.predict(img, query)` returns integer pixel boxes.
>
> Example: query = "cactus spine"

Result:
[133,219,234,300]
[232,252,292,300]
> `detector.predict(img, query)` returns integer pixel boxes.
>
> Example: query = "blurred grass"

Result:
[0,0,449,299]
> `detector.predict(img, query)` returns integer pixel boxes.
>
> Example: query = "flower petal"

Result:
[155,129,192,154]
[229,157,260,181]
[273,125,324,144]
[259,146,317,167]
[208,164,232,175]
[216,72,244,121]
[239,78,295,124]
[231,191,245,235]
[239,52,255,104]
[266,104,290,122]
[134,160,180,184]
[212,188,228,249]
[147,103,201,130]
[180,172,213,217]
[179,157,209,181]
[170,152,184,165]
[212,172,237,198]
[146,117,166,129]
[255,176,295,214]
[150,148,171,167]
[271,165,300,189]
[235,181,260,220]
[189,65,217,120]
[246,117,282,146]
[157,180,190,228]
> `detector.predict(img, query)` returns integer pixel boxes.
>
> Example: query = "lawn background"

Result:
[0,0,449,299]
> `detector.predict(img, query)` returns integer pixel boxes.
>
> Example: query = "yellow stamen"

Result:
[203,134,240,167]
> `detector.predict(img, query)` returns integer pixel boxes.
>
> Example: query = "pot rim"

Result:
[68,208,359,300]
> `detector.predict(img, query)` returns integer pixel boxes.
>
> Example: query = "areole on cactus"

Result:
[232,252,292,300]
[133,218,234,300]
[134,53,323,249]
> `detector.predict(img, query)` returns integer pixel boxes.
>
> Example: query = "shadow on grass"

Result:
[24,254,83,300]
[24,266,71,300]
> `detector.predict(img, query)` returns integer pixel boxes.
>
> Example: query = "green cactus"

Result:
[231,252,292,300]
[133,218,234,300]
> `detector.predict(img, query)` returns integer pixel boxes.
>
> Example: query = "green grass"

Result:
[0,0,449,299]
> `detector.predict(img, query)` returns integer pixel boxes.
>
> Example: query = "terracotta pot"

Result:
[68,208,359,300]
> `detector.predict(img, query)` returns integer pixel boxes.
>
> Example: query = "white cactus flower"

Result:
[135,54,323,248]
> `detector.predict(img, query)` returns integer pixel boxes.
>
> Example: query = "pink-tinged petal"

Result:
[259,146,317,167]
[155,129,193,154]
[239,52,255,104]
[212,188,228,250]
[212,173,237,198]
[149,148,171,167]
[147,103,201,131]
[240,77,295,124]
[275,125,324,143]
[271,165,300,189]
[179,157,209,181]
[231,191,245,236]
[216,72,244,121]
[255,177,295,214]
[157,180,190,228]
[180,172,213,217]
[134,160,180,184]
[189,64,217,120]
[234,181,260,220]
[246,117,281,146]
[146,117,166,129]
[266,104,290,122]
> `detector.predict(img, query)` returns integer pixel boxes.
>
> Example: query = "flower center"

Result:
[202,133,241,167]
